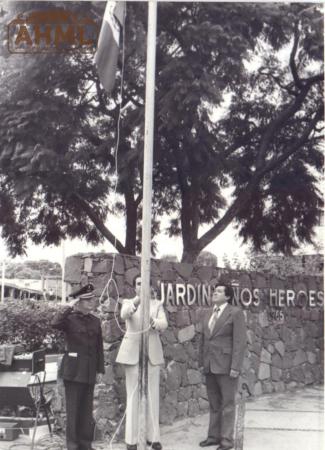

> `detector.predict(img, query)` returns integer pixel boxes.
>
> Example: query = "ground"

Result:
[0,385,323,450]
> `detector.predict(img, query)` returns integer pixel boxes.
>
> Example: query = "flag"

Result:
[95,1,125,93]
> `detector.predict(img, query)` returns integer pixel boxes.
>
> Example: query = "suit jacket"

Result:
[201,303,247,375]
[52,307,105,384]
[116,298,168,366]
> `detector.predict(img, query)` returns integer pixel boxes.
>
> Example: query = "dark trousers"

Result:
[64,380,95,450]
[206,373,238,449]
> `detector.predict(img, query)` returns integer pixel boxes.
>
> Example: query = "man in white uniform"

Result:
[116,276,168,450]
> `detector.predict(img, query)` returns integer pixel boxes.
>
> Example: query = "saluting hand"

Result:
[67,298,79,308]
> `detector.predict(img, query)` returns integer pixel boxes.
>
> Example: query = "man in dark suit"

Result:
[52,283,105,450]
[199,283,247,450]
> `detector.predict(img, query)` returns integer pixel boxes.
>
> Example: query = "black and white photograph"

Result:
[0,1,323,450]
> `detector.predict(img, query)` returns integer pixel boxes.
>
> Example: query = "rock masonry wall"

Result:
[55,253,324,440]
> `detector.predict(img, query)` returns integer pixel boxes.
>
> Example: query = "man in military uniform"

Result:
[52,283,105,450]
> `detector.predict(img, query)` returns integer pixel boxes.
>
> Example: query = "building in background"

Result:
[2,277,62,301]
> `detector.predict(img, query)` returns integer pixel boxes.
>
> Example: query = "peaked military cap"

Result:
[70,283,95,300]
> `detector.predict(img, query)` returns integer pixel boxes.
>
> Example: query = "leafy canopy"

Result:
[0,2,323,262]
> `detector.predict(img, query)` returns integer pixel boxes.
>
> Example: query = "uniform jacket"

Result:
[116,298,168,366]
[52,307,105,384]
[201,303,247,375]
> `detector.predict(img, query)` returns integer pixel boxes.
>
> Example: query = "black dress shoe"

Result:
[146,441,162,450]
[126,445,137,450]
[199,438,220,447]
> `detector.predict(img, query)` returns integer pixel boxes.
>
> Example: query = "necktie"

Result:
[209,307,220,333]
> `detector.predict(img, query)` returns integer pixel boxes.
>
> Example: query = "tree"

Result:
[0,2,323,262]
[245,250,323,277]
[0,2,159,256]
[5,260,62,279]
[0,2,129,254]
[221,253,248,271]
[153,3,324,261]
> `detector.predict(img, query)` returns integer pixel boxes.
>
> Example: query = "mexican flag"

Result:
[95,1,125,93]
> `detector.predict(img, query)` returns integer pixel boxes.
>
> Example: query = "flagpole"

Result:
[138,1,157,450]
[1,259,5,303]
[61,240,66,303]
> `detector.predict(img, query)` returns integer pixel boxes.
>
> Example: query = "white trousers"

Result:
[124,362,161,445]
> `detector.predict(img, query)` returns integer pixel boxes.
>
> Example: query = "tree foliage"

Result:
[0,2,323,262]
[246,251,323,277]
[0,300,65,352]
[196,251,219,267]
[5,259,62,279]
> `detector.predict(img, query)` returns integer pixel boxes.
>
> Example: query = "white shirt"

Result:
[208,302,228,332]
[214,302,227,317]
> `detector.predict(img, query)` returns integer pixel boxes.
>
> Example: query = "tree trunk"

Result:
[72,193,126,253]
[181,241,200,263]
[124,187,138,255]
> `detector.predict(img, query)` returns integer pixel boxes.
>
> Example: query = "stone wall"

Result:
[60,253,324,439]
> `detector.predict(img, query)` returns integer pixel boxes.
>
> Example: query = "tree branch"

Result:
[258,68,297,96]
[197,181,258,253]
[256,85,310,169]
[79,82,96,106]
[196,107,323,253]
[290,22,303,89]
[172,143,194,247]
[121,92,144,109]
[135,192,143,208]
[224,126,263,158]
[301,72,324,86]
[123,184,138,254]
[71,193,126,253]
[258,107,323,176]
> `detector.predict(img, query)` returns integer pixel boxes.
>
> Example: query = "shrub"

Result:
[196,250,218,267]
[0,300,65,352]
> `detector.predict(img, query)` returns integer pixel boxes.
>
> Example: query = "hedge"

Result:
[0,300,65,352]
